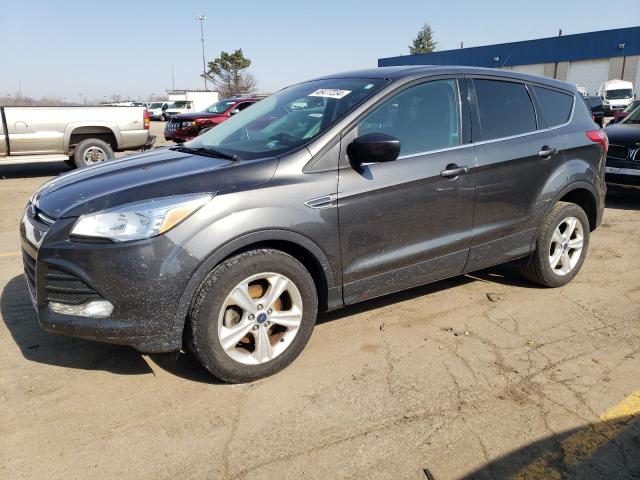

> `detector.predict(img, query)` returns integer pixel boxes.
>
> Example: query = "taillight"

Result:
[143,109,150,130]
[586,129,608,155]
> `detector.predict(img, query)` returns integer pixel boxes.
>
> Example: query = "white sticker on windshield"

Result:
[309,89,351,99]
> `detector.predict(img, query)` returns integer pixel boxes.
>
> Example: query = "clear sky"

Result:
[1,0,639,100]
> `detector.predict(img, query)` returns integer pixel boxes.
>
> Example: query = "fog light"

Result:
[49,300,114,318]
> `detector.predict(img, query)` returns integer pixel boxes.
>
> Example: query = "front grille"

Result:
[608,145,628,160]
[44,266,101,305]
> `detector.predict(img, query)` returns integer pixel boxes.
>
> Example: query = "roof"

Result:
[379,27,640,68]
[310,65,575,91]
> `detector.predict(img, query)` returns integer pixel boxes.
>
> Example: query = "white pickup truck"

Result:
[0,106,155,168]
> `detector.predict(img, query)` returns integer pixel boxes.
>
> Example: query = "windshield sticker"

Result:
[308,113,323,118]
[309,89,351,99]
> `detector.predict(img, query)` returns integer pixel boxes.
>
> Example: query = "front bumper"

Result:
[164,126,198,142]
[20,209,200,352]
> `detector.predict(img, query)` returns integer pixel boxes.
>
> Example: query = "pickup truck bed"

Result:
[0,106,154,168]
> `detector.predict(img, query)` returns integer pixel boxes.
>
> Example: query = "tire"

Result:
[73,138,114,168]
[519,202,590,287]
[186,249,318,383]
[197,126,213,136]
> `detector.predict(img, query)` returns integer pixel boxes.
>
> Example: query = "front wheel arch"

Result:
[172,230,341,341]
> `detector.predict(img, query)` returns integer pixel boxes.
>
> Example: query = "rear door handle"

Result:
[440,164,469,178]
[538,146,558,158]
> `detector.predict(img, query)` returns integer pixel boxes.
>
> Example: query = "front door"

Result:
[337,78,477,304]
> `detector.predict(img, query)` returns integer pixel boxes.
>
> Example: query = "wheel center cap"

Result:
[256,313,268,324]
[562,242,569,251]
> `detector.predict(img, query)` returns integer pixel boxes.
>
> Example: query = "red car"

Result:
[164,97,261,142]
[608,99,640,125]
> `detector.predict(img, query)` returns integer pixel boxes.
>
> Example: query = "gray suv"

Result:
[21,66,606,382]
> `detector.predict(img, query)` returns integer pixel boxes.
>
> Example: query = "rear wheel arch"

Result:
[558,187,598,231]
[67,125,119,152]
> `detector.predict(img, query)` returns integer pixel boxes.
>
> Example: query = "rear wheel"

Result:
[73,138,114,168]
[186,249,318,383]
[519,202,590,287]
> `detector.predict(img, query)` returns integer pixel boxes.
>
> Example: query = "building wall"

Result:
[567,59,610,95]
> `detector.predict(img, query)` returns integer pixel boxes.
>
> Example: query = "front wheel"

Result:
[186,249,318,383]
[519,202,590,287]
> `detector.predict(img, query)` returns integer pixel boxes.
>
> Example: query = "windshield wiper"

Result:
[170,145,241,161]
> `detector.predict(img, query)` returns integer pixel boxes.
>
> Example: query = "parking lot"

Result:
[0,120,639,479]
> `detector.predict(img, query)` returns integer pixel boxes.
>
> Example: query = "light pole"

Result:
[196,15,207,90]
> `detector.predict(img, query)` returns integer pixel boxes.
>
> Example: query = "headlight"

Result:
[71,194,212,242]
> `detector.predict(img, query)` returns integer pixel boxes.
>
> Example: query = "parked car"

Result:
[603,107,640,189]
[597,79,635,115]
[584,96,605,127]
[22,66,606,382]
[164,98,261,142]
[0,106,154,168]
[607,99,640,125]
[164,101,194,118]
[147,102,171,121]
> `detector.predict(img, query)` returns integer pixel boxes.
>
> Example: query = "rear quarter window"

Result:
[534,86,574,127]
[474,79,537,141]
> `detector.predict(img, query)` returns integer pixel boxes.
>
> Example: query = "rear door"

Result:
[465,77,567,271]
[337,77,477,304]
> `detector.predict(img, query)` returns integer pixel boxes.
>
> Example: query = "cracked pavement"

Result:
[1,135,639,479]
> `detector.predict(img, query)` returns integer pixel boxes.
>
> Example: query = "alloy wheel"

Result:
[217,272,303,365]
[548,216,584,276]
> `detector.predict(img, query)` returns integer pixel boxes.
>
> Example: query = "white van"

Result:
[597,80,634,115]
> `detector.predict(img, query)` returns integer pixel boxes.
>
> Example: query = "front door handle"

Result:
[440,164,469,178]
[538,146,558,158]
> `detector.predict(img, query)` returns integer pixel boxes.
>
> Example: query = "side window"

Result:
[236,102,253,111]
[357,79,461,156]
[474,79,537,140]
[534,86,574,127]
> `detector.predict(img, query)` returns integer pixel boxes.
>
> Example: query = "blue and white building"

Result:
[379,27,640,96]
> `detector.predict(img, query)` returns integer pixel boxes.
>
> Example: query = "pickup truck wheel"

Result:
[519,202,590,287]
[73,138,114,168]
[186,249,318,383]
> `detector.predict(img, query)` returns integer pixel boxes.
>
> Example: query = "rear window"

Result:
[474,79,537,140]
[534,86,574,127]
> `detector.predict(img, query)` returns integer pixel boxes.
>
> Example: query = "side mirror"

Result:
[347,133,400,165]
[230,108,240,116]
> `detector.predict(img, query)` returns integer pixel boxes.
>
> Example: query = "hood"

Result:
[171,111,226,121]
[604,123,640,146]
[32,148,279,219]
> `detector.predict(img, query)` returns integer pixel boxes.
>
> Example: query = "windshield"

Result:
[606,89,633,100]
[172,101,191,108]
[623,101,640,113]
[188,78,388,159]
[149,102,163,108]
[206,99,238,113]
[621,105,640,124]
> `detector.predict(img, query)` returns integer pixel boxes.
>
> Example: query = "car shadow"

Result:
[460,415,640,479]
[0,274,222,383]
[2,262,536,381]
[606,186,640,211]
[319,262,537,324]
[0,161,72,179]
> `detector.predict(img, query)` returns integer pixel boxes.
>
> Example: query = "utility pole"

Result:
[171,65,175,90]
[196,15,207,90]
